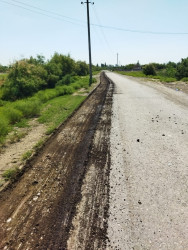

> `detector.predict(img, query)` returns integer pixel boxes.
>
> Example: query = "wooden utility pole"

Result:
[81,1,94,86]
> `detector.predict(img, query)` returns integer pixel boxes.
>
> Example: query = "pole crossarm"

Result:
[81,2,94,4]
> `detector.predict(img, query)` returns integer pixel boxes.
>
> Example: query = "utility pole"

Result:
[81,1,94,86]
[117,53,119,67]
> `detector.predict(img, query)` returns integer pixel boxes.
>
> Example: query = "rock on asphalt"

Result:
[106,72,188,250]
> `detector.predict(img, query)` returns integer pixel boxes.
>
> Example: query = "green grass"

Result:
[33,138,45,151]
[2,167,20,181]
[9,131,27,144]
[0,75,91,143]
[14,119,29,128]
[117,71,177,82]
[39,95,86,134]
[181,77,188,83]
[117,71,146,77]
[0,73,7,84]
[22,150,32,161]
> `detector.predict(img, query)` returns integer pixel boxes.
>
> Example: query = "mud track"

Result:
[0,72,113,250]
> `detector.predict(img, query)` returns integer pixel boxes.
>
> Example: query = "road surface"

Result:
[0,72,187,249]
[106,72,188,249]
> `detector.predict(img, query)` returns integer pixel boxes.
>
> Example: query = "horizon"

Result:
[0,0,188,66]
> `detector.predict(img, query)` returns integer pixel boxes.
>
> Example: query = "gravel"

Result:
[107,72,188,250]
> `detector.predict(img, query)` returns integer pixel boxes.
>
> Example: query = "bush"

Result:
[2,167,20,181]
[0,117,9,137]
[3,107,23,124]
[176,58,188,80]
[2,60,47,100]
[63,86,74,95]
[71,83,81,90]
[181,77,188,82]
[143,64,156,76]
[14,99,41,118]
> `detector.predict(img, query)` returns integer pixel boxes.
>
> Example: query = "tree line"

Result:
[100,57,188,81]
[1,53,89,101]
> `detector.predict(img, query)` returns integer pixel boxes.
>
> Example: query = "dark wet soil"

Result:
[0,72,113,250]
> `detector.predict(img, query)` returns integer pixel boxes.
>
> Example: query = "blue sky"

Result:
[0,0,188,66]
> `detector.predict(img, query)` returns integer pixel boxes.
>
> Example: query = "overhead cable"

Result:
[1,0,188,35]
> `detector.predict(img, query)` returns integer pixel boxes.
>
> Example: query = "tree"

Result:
[0,64,8,73]
[176,57,188,80]
[75,61,89,76]
[2,60,47,100]
[143,64,156,76]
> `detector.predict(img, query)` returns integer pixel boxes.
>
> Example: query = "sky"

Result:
[0,0,188,66]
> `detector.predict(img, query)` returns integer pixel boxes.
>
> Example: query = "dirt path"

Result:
[0,72,112,249]
[0,119,47,179]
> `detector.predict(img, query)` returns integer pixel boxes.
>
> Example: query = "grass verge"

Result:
[39,95,86,134]
[116,71,177,82]
[0,75,92,144]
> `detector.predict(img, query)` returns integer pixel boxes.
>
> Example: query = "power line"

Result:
[0,0,86,26]
[1,0,188,35]
[92,6,114,54]
[11,0,85,24]
[91,23,188,35]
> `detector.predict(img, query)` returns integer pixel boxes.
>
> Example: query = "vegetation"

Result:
[2,167,20,181]
[1,53,89,101]
[39,95,86,135]
[143,64,156,76]
[22,150,32,161]
[0,53,94,144]
[116,57,188,83]
[0,64,8,73]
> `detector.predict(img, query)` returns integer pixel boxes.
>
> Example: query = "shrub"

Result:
[3,107,23,124]
[71,83,81,90]
[181,77,188,82]
[176,58,188,80]
[2,167,20,181]
[75,61,89,76]
[143,64,156,76]
[22,150,32,161]
[2,60,47,100]
[0,117,9,137]
[14,99,41,118]
[63,86,74,95]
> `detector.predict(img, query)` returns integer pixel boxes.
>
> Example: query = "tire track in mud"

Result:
[0,72,113,250]
[67,75,113,249]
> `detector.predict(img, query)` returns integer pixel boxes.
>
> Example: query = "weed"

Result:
[181,77,188,82]
[22,150,32,161]
[33,139,45,151]
[2,167,20,181]
[15,119,29,128]
[117,71,177,83]
[3,107,23,124]
[0,75,93,143]
[14,100,41,118]
[39,95,85,128]
[9,131,27,144]
[45,127,56,135]
[117,71,146,77]
[0,117,9,137]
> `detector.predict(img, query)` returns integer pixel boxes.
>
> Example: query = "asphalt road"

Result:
[106,72,188,250]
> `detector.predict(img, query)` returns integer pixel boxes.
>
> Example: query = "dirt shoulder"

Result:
[136,76,188,95]
[0,72,112,249]
[0,120,47,182]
